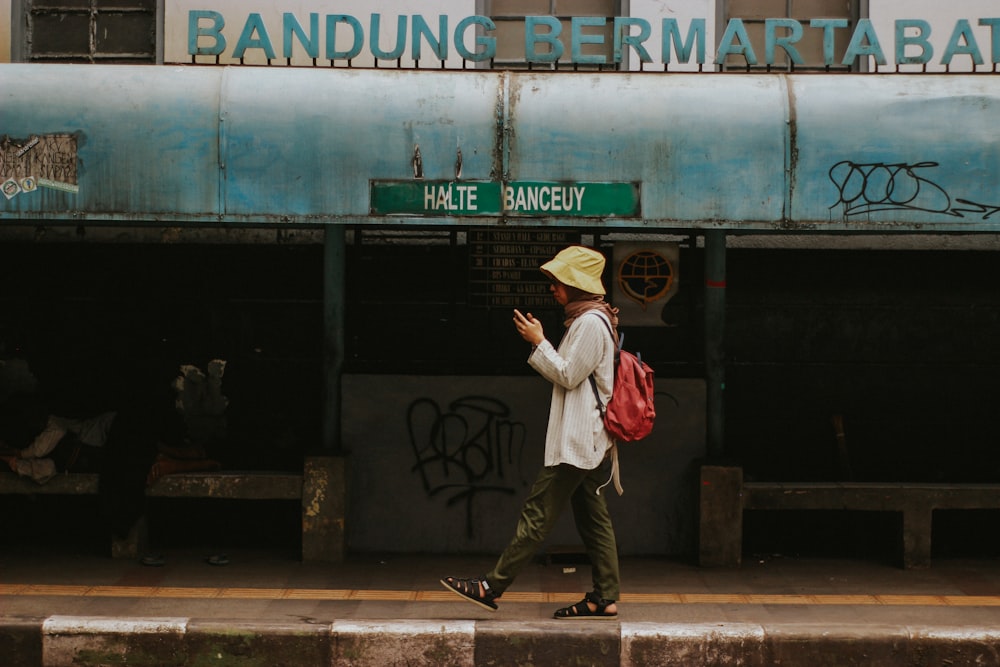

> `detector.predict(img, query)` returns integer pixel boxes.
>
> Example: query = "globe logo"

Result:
[617,250,674,310]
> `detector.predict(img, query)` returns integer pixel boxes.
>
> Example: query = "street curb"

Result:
[622,622,1000,666]
[5,615,1000,666]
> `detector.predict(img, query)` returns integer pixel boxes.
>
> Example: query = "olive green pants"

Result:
[486,461,620,601]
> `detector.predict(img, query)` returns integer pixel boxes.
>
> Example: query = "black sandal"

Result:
[440,576,500,611]
[553,591,618,620]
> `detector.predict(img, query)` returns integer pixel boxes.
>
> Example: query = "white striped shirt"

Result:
[528,312,615,470]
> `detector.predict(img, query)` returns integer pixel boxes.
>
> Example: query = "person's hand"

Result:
[513,309,545,346]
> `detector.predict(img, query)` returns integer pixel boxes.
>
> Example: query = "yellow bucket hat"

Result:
[540,246,606,295]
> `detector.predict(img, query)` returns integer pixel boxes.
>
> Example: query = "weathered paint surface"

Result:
[18,614,1000,667]
[343,375,705,556]
[42,616,188,667]
[1,64,998,231]
[147,472,302,499]
[302,456,347,562]
[1,66,222,218]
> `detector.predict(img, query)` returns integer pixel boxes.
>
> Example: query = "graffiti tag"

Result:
[829,160,999,220]
[407,395,528,537]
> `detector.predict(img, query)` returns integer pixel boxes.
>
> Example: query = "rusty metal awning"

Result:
[1,65,998,233]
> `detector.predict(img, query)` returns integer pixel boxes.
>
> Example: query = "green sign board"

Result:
[371,180,640,218]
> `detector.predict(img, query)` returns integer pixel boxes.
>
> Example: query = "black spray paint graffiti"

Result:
[829,161,1000,220]
[408,395,528,537]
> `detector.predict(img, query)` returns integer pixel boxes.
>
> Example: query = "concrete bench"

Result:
[0,456,345,562]
[699,466,1000,569]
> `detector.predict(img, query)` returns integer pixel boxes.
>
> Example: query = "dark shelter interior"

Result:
[2,230,999,560]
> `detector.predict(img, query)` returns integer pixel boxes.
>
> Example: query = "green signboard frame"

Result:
[371,180,640,218]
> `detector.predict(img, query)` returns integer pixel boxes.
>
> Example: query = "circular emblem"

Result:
[2,179,21,198]
[618,250,674,310]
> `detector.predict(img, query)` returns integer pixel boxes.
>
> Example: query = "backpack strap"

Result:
[596,444,623,497]
[586,312,625,497]
[587,312,618,415]
[588,312,621,354]
[588,374,605,415]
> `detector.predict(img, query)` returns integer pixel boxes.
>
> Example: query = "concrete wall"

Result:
[343,375,706,556]
[869,0,999,72]
[0,0,10,63]
[626,0,715,71]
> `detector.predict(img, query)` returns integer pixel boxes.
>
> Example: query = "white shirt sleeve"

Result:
[528,313,615,470]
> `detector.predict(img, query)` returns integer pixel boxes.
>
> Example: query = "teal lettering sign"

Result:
[188,12,1000,68]
[370,180,640,217]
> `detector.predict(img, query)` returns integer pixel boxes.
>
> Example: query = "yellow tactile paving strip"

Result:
[4,584,1000,606]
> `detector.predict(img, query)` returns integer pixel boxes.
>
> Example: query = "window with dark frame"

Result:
[487,0,620,70]
[724,0,857,72]
[26,0,156,63]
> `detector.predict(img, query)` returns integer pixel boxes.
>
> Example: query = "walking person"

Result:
[441,245,623,619]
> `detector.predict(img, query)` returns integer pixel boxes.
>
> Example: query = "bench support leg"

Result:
[302,456,347,563]
[901,508,933,569]
[110,516,148,560]
[699,465,743,567]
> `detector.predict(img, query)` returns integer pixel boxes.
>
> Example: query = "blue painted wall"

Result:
[2,65,998,231]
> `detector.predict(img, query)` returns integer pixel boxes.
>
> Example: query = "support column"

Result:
[302,456,347,562]
[704,230,727,460]
[699,465,743,567]
[323,225,346,453]
[318,225,347,562]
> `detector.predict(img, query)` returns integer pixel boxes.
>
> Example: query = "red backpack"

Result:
[588,315,656,442]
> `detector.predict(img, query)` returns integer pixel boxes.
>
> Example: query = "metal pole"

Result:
[322,224,346,453]
[704,230,726,459]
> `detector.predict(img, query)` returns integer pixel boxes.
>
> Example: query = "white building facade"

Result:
[3,1,998,73]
